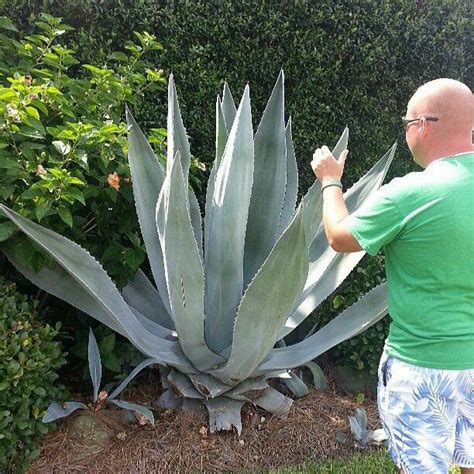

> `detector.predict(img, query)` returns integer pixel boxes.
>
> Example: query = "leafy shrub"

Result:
[0,14,166,289]
[0,276,67,472]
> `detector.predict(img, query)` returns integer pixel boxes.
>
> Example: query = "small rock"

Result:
[260,416,265,423]
[116,432,127,441]
[199,426,208,437]
[239,439,245,446]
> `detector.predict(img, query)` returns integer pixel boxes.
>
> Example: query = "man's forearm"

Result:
[322,186,349,246]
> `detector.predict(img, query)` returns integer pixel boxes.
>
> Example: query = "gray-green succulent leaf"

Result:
[204,85,254,353]
[244,70,287,285]
[212,206,308,385]
[256,283,388,373]
[109,399,155,426]
[42,402,87,423]
[88,328,102,403]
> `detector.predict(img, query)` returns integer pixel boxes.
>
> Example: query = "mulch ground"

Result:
[27,374,382,473]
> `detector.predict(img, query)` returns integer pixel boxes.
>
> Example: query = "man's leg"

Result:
[453,371,474,474]
[377,355,463,473]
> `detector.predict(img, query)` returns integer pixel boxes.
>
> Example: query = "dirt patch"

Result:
[28,378,382,473]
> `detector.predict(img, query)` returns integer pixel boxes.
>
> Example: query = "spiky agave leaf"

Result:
[155,151,224,371]
[42,402,87,423]
[204,85,254,353]
[212,207,308,385]
[256,283,388,373]
[126,108,171,316]
[244,70,287,284]
[276,117,299,236]
[204,95,228,254]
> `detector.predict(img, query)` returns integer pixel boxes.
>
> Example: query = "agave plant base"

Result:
[157,368,293,434]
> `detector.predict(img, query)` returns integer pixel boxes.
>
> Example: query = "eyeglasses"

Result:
[401,116,439,131]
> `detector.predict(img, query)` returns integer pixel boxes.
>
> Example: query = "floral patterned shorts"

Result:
[377,348,474,474]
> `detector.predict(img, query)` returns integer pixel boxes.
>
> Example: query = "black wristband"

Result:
[321,180,343,192]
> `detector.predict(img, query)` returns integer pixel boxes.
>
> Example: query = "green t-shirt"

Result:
[347,152,474,369]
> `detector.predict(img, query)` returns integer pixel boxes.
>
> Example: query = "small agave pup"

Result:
[1,71,396,434]
[42,329,155,425]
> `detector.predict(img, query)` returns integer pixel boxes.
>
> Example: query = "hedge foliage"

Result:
[1,0,472,374]
[0,276,67,472]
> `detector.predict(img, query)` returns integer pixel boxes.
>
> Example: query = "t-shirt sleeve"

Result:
[346,185,405,256]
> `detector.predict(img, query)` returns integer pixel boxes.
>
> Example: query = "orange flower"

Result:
[107,172,120,191]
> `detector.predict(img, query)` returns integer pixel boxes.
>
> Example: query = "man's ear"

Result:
[418,117,428,138]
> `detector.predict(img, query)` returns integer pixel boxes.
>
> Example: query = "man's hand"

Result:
[311,145,349,182]
[309,145,361,253]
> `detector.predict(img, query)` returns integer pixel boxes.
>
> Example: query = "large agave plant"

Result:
[0,71,395,434]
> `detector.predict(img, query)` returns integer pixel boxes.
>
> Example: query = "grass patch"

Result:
[269,449,396,473]
[269,448,462,473]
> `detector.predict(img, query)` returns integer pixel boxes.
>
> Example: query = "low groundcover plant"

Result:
[1,71,395,433]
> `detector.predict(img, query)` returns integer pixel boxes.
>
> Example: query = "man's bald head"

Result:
[405,78,473,167]
[407,78,473,138]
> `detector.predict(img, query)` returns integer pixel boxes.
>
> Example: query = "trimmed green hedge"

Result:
[1,0,472,373]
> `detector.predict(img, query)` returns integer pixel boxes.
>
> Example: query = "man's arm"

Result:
[311,146,362,253]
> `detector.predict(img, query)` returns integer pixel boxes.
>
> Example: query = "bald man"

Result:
[311,79,473,474]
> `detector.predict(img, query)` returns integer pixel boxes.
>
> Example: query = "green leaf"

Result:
[99,333,116,355]
[108,51,128,62]
[34,387,46,396]
[2,237,38,270]
[25,106,40,121]
[333,294,345,309]
[0,17,18,32]
[0,221,17,241]
[102,352,121,373]
[0,87,16,101]
[35,199,52,222]
[57,206,73,227]
[66,177,85,186]
[52,140,71,156]
[63,187,85,205]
